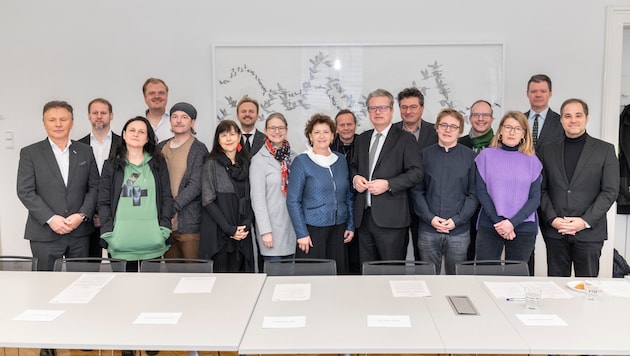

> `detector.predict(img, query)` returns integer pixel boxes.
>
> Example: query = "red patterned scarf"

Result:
[265,138,292,196]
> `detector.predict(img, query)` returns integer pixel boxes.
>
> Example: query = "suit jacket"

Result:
[393,120,438,150]
[78,131,122,158]
[350,126,423,229]
[539,134,619,242]
[241,129,265,158]
[524,109,564,150]
[17,139,100,242]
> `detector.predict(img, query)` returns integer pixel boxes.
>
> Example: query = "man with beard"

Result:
[236,95,265,158]
[79,98,121,257]
[142,77,171,142]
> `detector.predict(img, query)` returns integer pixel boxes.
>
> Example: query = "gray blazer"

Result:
[249,146,297,256]
[17,139,100,241]
[539,135,619,242]
[158,138,209,233]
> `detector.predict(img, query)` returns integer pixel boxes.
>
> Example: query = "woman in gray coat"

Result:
[250,113,297,260]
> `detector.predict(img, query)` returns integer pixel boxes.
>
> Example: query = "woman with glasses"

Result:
[474,111,542,266]
[286,114,354,274]
[411,109,477,274]
[200,120,254,272]
[250,113,297,263]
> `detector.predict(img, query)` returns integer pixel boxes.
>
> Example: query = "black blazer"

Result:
[350,126,423,229]
[539,135,619,242]
[241,129,265,158]
[17,139,100,241]
[392,120,438,150]
[78,132,122,160]
[524,109,564,150]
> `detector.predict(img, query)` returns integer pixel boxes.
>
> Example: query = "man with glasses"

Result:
[524,74,564,275]
[350,89,423,263]
[393,87,437,261]
[459,100,495,154]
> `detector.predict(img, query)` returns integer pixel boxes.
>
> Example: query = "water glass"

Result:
[524,286,542,310]
[584,280,601,301]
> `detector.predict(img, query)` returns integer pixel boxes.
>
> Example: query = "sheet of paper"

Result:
[389,280,430,297]
[601,280,630,297]
[515,314,567,326]
[485,281,572,299]
[262,316,306,328]
[13,309,65,322]
[134,312,182,325]
[367,315,411,327]
[173,276,216,294]
[272,283,311,301]
[49,274,116,304]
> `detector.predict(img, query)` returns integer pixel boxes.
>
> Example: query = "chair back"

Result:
[264,258,337,276]
[53,257,126,272]
[455,260,529,276]
[0,256,38,271]
[140,258,213,273]
[362,260,436,275]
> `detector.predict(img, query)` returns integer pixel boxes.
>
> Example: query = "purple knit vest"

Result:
[475,147,542,222]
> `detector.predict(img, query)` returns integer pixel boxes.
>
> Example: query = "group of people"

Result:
[17,74,619,280]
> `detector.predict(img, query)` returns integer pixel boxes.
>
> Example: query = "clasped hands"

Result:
[48,214,84,235]
[551,216,586,235]
[494,219,516,240]
[431,217,455,233]
[231,225,249,240]
[353,176,388,195]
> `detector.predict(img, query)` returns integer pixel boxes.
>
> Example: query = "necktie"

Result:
[532,114,540,146]
[369,133,382,179]
[243,133,252,151]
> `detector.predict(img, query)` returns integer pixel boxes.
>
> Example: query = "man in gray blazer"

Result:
[351,89,423,262]
[539,98,619,277]
[17,101,100,271]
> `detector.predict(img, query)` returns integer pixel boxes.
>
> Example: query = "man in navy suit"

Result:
[79,98,121,257]
[524,74,565,275]
[393,87,437,261]
[539,98,619,277]
[351,89,423,262]
[17,101,100,271]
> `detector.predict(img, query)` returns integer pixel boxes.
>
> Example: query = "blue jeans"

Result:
[475,227,535,262]
[418,230,470,275]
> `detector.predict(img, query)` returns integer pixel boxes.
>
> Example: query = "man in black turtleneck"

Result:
[538,98,619,277]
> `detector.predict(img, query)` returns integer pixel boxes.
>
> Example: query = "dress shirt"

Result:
[400,122,420,141]
[145,110,172,143]
[527,107,550,139]
[367,123,392,206]
[89,131,112,174]
[48,138,70,186]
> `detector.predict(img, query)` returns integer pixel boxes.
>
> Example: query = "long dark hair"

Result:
[206,119,248,166]
[110,116,160,165]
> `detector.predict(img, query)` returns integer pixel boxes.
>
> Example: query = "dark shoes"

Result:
[40,349,56,356]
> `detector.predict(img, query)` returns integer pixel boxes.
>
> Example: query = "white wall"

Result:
[1,0,628,273]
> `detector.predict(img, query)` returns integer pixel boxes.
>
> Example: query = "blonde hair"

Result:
[489,111,535,155]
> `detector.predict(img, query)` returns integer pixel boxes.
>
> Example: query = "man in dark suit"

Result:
[78,98,121,257]
[351,89,423,263]
[392,87,437,261]
[236,95,265,158]
[539,98,619,277]
[17,101,100,271]
[524,74,565,275]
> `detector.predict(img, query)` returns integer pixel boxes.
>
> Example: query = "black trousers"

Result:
[544,235,603,277]
[357,209,407,264]
[295,224,347,274]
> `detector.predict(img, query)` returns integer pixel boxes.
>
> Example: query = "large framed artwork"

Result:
[214,43,503,150]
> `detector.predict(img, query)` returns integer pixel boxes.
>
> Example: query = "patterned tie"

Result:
[369,133,382,179]
[532,114,540,146]
[243,133,252,151]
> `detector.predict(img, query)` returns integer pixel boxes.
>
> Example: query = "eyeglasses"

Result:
[470,113,492,119]
[267,126,287,132]
[501,125,524,133]
[400,104,420,111]
[437,123,460,131]
[367,105,391,113]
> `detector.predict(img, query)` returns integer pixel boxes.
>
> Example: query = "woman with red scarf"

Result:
[250,113,297,261]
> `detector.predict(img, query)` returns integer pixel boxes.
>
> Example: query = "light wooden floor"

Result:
[1,350,606,356]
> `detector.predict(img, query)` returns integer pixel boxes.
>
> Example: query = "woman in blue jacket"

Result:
[286,114,354,274]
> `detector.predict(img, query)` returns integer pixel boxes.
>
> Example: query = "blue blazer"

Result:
[286,151,354,238]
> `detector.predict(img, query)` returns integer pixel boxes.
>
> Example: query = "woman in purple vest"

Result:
[474,111,542,263]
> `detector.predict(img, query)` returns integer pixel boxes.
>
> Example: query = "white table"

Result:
[0,271,265,351]
[480,276,630,355]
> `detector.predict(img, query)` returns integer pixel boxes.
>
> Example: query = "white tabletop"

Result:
[239,275,445,354]
[0,271,265,351]
[479,275,630,355]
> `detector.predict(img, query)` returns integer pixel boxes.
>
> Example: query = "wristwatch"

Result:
[79,213,88,222]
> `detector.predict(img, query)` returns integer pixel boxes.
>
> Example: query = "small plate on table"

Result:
[566,280,585,292]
